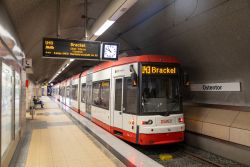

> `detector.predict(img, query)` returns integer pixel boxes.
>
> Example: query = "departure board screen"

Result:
[43,38,101,60]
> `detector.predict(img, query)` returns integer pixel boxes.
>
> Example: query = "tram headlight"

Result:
[178,117,184,123]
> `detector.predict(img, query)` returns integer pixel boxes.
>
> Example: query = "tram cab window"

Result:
[141,76,180,114]
[92,80,110,110]
[71,84,78,101]
[81,83,86,103]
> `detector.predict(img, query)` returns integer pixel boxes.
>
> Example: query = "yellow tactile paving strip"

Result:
[25,98,120,167]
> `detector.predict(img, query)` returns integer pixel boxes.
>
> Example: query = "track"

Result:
[183,151,225,167]
[131,143,247,167]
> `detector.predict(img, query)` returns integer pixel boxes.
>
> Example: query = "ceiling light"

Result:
[0,25,14,40]
[13,45,22,53]
[94,20,115,36]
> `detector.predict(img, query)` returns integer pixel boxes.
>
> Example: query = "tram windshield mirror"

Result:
[183,72,189,86]
[131,72,137,86]
[130,65,137,87]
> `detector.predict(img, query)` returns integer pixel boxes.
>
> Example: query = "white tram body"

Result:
[53,55,185,145]
[52,83,60,100]
[69,75,80,112]
[59,80,66,104]
[65,79,71,107]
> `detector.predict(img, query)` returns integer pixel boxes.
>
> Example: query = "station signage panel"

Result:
[190,82,241,92]
[43,38,101,60]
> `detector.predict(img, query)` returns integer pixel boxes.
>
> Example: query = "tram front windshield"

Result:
[141,76,180,114]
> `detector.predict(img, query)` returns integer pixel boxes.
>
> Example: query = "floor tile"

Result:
[14,97,122,167]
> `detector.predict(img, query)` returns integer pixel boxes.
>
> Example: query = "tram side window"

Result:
[81,83,86,103]
[66,86,70,98]
[124,78,138,114]
[115,79,122,111]
[71,84,78,101]
[59,88,62,96]
[92,80,110,110]
[61,87,65,96]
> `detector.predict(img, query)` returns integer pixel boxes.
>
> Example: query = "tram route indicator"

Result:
[43,38,101,60]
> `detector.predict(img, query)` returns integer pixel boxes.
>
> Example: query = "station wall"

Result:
[0,2,26,167]
[100,0,250,107]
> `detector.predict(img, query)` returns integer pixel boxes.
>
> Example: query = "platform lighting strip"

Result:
[0,25,25,57]
[94,20,115,36]
[49,59,74,83]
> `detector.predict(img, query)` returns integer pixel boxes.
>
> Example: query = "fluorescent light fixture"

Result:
[94,20,115,36]
[0,25,14,40]
[65,63,69,67]
[13,45,22,53]
[70,59,74,62]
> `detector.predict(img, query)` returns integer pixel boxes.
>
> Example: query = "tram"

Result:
[52,55,185,145]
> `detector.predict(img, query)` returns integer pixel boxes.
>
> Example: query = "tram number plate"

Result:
[161,119,172,124]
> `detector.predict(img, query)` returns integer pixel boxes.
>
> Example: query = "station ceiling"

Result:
[2,0,112,83]
[2,0,250,106]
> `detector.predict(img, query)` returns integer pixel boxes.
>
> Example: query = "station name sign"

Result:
[190,82,241,92]
[43,38,101,60]
[142,65,177,75]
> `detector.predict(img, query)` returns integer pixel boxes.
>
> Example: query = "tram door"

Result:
[114,78,124,129]
[85,85,92,117]
[85,72,93,118]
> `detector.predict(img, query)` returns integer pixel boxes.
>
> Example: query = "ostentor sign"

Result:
[43,38,101,60]
[190,82,241,92]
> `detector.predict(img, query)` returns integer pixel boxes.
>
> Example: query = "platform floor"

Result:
[15,97,124,167]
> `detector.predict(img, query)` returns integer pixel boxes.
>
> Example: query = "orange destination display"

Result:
[43,38,101,60]
[141,65,177,75]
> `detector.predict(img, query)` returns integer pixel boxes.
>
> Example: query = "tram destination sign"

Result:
[142,65,177,75]
[43,38,101,60]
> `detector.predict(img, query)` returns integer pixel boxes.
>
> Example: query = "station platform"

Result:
[14,97,124,167]
[14,97,162,167]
